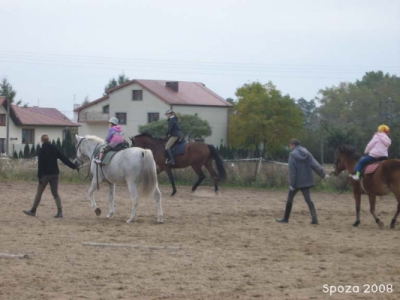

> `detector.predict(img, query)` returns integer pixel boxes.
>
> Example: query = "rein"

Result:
[75,138,101,179]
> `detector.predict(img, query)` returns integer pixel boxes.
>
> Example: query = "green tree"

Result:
[104,73,130,93]
[0,78,22,105]
[23,144,30,158]
[18,150,23,158]
[30,144,36,157]
[13,151,18,159]
[56,138,62,150]
[82,95,90,106]
[35,143,41,156]
[138,114,212,142]
[316,71,400,159]
[229,81,304,158]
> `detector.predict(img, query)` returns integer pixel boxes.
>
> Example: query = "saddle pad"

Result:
[364,162,381,175]
[102,151,118,165]
[172,141,187,156]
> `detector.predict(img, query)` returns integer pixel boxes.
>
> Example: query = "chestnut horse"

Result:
[130,133,227,196]
[333,145,400,229]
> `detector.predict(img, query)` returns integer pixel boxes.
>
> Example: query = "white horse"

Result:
[74,134,163,223]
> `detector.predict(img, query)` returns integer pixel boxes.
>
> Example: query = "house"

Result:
[0,96,79,155]
[74,80,232,146]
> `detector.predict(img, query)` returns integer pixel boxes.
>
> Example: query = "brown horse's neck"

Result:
[343,154,357,173]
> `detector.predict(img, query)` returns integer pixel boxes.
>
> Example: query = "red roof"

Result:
[74,80,232,112]
[11,105,79,127]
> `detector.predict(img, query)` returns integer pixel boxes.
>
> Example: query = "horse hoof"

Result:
[353,221,360,227]
[95,208,102,216]
[157,217,164,223]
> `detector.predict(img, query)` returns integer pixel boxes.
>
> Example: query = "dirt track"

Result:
[0,181,399,300]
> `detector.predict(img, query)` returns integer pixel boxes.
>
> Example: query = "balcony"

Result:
[79,112,109,123]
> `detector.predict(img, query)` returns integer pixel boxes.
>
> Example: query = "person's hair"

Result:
[290,138,300,146]
[41,134,50,143]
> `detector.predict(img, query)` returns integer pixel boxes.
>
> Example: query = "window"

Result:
[115,113,127,125]
[22,129,35,144]
[148,113,159,123]
[0,114,5,126]
[103,105,109,114]
[132,90,143,100]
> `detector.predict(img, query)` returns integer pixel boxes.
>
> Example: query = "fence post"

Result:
[254,157,263,180]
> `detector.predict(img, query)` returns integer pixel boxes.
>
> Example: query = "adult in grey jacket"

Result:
[276,139,329,224]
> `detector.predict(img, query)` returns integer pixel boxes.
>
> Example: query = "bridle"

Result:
[75,138,100,179]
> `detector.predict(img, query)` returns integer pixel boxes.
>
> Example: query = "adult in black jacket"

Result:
[164,109,182,165]
[23,134,78,218]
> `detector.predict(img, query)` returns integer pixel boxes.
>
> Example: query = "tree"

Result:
[82,95,90,106]
[30,144,36,157]
[104,73,130,93]
[0,78,20,105]
[315,71,400,160]
[138,114,212,142]
[228,81,304,158]
[23,144,30,158]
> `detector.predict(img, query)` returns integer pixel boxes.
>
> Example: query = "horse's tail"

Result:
[138,149,158,198]
[207,145,227,182]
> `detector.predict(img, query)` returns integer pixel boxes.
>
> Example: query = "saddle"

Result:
[95,141,130,165]
[361,157,388,175]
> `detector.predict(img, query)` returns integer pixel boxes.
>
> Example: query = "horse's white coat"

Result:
[75,135,163,223]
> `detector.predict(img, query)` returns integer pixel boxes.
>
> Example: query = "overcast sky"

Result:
[1,0,399,119]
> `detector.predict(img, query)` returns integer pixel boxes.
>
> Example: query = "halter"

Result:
[75,137,101,179]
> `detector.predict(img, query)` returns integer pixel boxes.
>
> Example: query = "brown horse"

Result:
[130,133,227,196]
[333,145,400,229]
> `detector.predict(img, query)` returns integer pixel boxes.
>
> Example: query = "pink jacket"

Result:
[365,132,391,157]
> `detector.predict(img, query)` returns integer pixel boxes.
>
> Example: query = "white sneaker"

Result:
[350,174,359,180]
[94,158,102,164]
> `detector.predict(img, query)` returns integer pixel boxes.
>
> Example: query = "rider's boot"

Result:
[165,149,175,165]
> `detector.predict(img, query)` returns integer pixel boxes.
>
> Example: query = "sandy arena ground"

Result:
[0,181,399,300]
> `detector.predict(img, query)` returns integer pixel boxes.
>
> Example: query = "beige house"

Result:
[0,97,79,156]
[74,80,232,146]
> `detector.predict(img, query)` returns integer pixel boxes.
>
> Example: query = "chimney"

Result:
[166,81,179,92]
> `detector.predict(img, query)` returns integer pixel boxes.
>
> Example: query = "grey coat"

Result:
[289,145,326,189]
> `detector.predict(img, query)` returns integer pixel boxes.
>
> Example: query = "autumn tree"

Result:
[229,81,304,157]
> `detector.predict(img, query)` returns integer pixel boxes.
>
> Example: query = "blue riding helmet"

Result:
[108,117,119,125]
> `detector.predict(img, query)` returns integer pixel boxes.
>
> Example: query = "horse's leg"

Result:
[107,183,116,219]
[153,184,164,223]
[204,159,219,194]
[126,182,139,223]
[390,203,400,229]
[191,165,206,193]
[353,191,361,227]
[368,194,384,229]
[88,179,102,216]
[165,167,177,196]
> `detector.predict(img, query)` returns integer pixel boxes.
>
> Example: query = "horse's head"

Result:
[333,147,346,176]
[333,145,361,176]
[74,134,104,167]
[130,133,162,149]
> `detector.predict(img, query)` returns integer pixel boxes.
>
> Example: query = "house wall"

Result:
[77,83,229,146]
[0,106,71,155]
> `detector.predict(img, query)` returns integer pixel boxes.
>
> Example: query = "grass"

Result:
[0,158,350,192]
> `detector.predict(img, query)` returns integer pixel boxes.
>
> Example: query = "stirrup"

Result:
[349,174,359,180]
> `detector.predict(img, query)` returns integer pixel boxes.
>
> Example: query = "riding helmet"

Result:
[108,117,119,125]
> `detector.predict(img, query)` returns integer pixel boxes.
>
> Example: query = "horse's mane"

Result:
[338,145,362,160]
[84,135,105,144]
[134,132,166,141]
